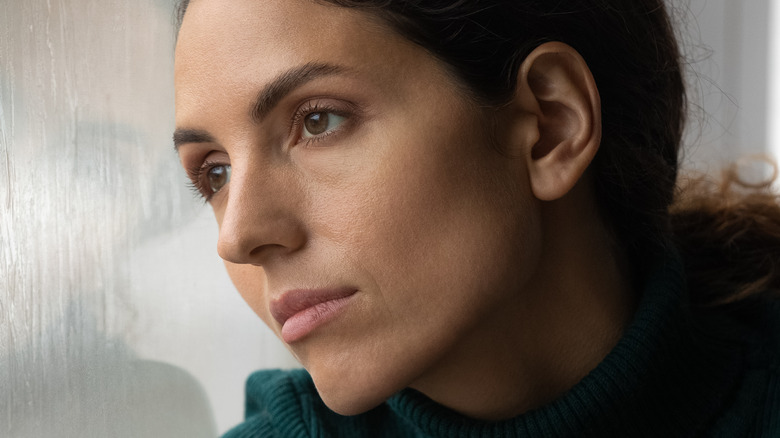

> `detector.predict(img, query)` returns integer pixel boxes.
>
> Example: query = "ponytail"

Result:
[670,160,780,306]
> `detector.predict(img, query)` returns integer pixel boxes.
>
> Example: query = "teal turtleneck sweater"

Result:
[223,255,780,437]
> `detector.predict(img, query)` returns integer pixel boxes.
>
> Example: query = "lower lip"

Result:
[280,295,354,343]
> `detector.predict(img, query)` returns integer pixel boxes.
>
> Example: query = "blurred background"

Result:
[0,0,777,436]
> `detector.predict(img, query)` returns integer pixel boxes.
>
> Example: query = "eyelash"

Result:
[185,100,354,203]
[187,159,225,203]
[291,100,351,146]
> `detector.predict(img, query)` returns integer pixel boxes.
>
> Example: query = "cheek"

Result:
[300,131,542,412]
[313,110,539,324]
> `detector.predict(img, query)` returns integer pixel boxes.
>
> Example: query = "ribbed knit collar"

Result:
[386,254,745,437]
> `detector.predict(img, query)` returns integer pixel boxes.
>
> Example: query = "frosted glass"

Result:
[0,1,297,436]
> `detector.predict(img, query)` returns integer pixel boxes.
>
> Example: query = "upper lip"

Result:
[270,287,358,326]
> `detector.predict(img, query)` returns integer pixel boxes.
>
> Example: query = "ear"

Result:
[509,42,601,201]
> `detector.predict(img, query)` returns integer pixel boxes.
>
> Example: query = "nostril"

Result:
[248,240,306,261]
[248,243,280,258]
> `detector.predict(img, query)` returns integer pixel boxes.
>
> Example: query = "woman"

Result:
[173,0,780,436]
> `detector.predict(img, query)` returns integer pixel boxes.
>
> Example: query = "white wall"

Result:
[676,0,774,174]
[768,0,780,166]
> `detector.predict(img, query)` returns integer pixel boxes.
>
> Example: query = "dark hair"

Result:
[176,0,780,304]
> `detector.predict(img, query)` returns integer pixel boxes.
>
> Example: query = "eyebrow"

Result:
[173,129,215,151]
[173,62,347,152]
[250,62,346,123]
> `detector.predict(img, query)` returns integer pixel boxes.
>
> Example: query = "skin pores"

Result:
[175,0,544,416]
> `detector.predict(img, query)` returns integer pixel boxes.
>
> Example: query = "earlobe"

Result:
[510,42,602,201]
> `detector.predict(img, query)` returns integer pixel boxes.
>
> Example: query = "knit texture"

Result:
[223,255,780,437]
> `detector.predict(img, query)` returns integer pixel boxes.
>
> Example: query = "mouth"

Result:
[270,287,358,343]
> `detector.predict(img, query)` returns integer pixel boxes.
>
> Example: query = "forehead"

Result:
[174,0,410,121]
[177,0,371,57]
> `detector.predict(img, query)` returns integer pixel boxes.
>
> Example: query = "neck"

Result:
[409,180,637,420]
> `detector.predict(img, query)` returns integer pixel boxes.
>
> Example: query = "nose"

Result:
[216,164,306,266]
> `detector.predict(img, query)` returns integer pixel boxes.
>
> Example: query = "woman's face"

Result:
[175,0,542,414]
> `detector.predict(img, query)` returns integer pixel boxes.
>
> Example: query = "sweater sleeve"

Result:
[708,299,780,437]
[757,372,780,436]
[755,300,780,436]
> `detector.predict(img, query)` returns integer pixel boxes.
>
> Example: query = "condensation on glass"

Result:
[0,1,296,436]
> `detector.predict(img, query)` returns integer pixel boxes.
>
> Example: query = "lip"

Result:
[271,288,357,343]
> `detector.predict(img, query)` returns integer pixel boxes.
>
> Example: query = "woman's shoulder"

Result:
[726,296,780,364]
[752,299,780,435]
[704,297,780,436]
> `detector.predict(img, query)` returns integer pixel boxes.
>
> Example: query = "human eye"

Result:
[302,111,346,139]
[187,159,231,203]
[293,101,351,145]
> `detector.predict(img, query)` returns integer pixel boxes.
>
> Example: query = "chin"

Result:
[318,392,385,416]
[309,366,404,416]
